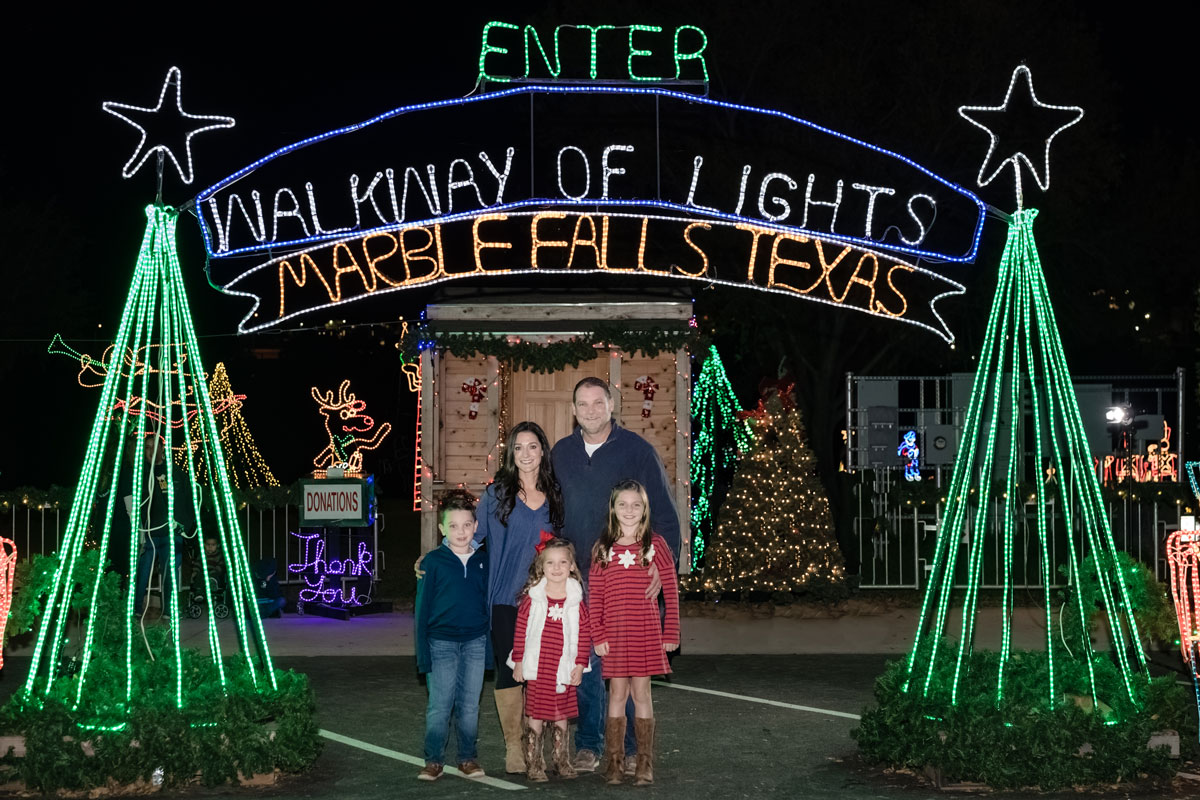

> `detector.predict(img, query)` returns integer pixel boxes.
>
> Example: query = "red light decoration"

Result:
[1167,529,1200,670]
[0,536,15,670]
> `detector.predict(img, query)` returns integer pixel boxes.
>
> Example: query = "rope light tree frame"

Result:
[855,65,1186,790]
[3,66,318,792]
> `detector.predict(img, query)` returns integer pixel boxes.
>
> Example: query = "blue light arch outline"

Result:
[193,84,987,265]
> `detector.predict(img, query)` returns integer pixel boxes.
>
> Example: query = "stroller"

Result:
[185,553,230,619]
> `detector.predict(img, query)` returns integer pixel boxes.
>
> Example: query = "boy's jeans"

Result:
[424,635,487,764]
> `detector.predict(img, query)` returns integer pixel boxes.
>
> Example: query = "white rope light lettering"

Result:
[102,66,235,185]
[801,175,844,231]
[758,173,798,221]
[556,146,590,200]
[602,144,635,199]
[194,85,986,265]
[851,183,896,238]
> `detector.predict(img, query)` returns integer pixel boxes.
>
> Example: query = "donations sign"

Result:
[300,477,372,527]
[197,29,985,342]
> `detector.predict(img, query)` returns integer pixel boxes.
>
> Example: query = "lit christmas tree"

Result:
[855,67,1178,791]
[22,206,279,716]
[185,362,280,488]
[699,392,845,593]
[690,346,752,566]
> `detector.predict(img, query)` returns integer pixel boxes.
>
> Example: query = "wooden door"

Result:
[510,354,613,446]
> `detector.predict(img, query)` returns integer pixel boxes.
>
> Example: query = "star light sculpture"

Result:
[102,66,235,186]
[958,64,1083,209]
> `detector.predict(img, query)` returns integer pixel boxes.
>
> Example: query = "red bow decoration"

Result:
[534,529,556,554]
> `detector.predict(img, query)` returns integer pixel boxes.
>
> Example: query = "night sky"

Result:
[2,2,1195,491]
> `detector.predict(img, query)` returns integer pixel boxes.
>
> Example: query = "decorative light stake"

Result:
[102,66,235,186]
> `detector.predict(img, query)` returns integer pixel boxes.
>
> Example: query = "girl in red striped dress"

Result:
[510,538,591,781]
[589,479,680,786]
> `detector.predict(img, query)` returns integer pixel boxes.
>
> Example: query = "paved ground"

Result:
[1,612,1196,798]
[3,651,1194,799]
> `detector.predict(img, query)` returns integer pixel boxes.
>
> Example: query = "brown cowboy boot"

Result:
[494,687,526,774]
[602,716,627,785]
[633,717,655,786]
[523,725,547,782]
[550,725,577,778]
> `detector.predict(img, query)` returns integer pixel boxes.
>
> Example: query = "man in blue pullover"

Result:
[415,490,490,781]
[551,377,680,773]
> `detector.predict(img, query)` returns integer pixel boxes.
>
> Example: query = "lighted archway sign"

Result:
[196,28,985,342]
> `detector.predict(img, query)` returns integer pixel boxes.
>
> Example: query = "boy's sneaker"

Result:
[573,749,599,772]
[457,761,486,779]
[417,763,443,781]
[623,755,638,776]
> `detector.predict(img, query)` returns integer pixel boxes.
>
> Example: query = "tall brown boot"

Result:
[602,716,627,785]
[494,687,526,774]
[523,725,547,782]
[550,725,577,778]
[633,717,655,786]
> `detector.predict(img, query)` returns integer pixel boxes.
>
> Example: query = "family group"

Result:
[415,377,681,786]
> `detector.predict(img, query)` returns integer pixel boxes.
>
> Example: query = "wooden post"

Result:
[420,347,438,554]
[675,347,692,572]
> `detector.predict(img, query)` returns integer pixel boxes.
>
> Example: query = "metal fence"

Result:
[5,503,385,588]
[855,480,1181,589]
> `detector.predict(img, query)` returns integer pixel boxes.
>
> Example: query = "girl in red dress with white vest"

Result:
[589,479,680,786]
[510,537,591,782]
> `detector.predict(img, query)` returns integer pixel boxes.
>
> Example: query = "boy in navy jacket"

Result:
[415,490,490,781]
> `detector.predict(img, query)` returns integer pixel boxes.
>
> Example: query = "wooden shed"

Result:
[417,300,693,570]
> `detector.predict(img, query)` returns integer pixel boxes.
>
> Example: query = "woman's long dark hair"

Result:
[494,420,564,529]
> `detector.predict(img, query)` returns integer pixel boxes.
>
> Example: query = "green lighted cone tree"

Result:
[855,67,1186,790]
[906,208,1150,698]
[698,393,845,594]
[8,206,317,789]
[690,345,752,566]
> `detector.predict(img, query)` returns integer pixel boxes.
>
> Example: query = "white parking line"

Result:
[651,681,862,720]
[319,729,527,790]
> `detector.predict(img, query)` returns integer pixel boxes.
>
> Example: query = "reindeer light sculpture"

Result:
[311,380,392,473]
